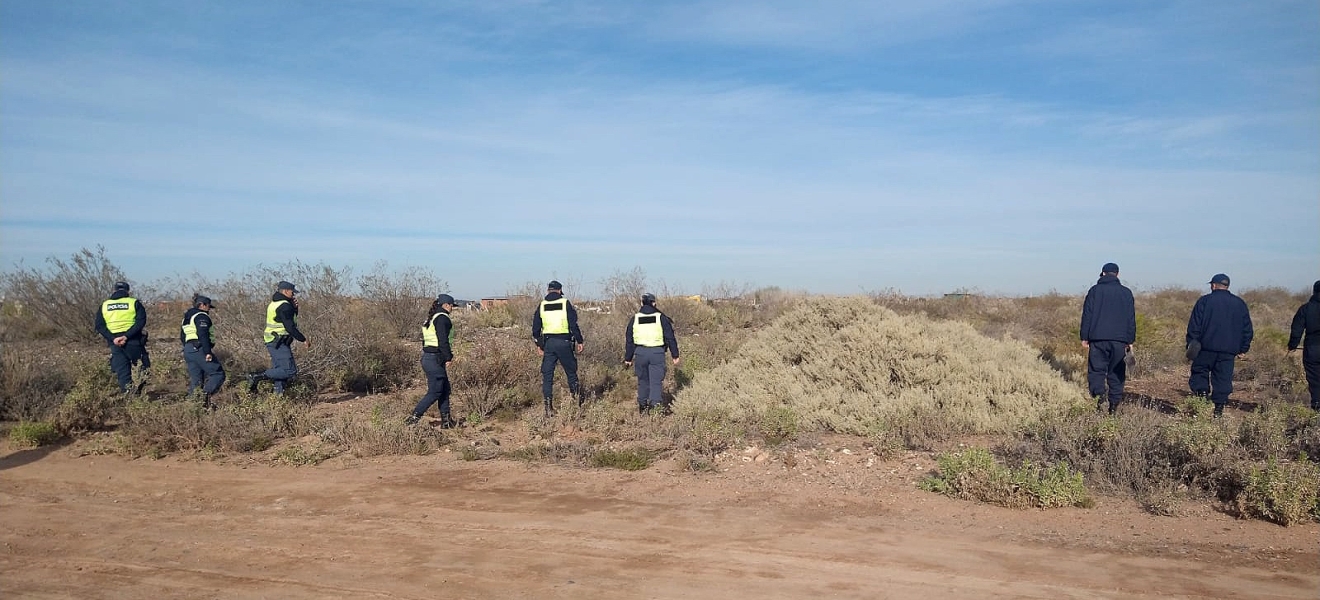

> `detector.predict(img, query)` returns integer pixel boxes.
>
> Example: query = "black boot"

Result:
[246,372,269,394]
[440,414,456,429]
[544,399,555,418]
[1212,404,1224,419]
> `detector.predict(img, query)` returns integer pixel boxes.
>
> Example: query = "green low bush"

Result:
[8,421,60,447]
[1237,456,1320,526]
[590,447,655,470]
[921,447,1092,509]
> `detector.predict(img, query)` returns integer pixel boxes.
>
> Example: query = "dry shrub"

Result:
[675,297,1085,445]
[53,360,125,433]
[357,261,447,339]
[0,246,126,341]
[318,399,449,457]
[447,328,541,418]
[0,344,74,421]
[118,395,311,458]
[9,421,60,447]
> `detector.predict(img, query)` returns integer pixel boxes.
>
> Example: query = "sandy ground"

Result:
[2,436,1317,600]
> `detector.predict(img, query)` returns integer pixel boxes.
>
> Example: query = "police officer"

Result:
[624,293,680,414]
[1080,262,1136,414]
[407,294,457,428]
[1186,273,1253,418]
[1287,280,1320,411]
[531,280,583,417]
[95,281,149,393]
[247,281,310,395]
[180,294,225,408]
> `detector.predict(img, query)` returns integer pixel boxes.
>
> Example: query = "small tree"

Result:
[1,246,126,341]
[357,261,447,339]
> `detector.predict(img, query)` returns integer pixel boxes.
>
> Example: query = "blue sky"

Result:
[2,1,1317,298]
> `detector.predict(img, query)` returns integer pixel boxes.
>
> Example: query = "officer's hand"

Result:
[114,336,127,347]
[303,338,312,349]
[205,354,213,362]
[537,347,544,356]
[1126,344,1133,352]
[1081,340,1089,349]
[672,357,681,366]
[576,343,584,354]
[445,361,452,369]
[624,360,632,367]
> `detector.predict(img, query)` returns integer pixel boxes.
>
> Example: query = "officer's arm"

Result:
[623,319,635,362]
[662,314,680,359]
[94,310,114,343]
[1125,291,1137,345]
[531,306,543,347]
[1240,306,1254,354]
[196,314,214,355]
[438,314,454,363]
[1079,289,1094,341]
[122,301,147,339]
[567,301,583,344]
[1289,305,1306,350]
[1186,299,1204,345]
[278,303,307,342]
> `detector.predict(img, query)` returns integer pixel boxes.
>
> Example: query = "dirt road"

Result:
[2,446,1316,599]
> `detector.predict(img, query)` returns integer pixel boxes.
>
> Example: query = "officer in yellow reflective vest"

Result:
[94,281,150,393]
[180,294,225,408]
[247,281,310,395]
[623,293,680,414]
[531,280,584,417]
[407,294,457,428]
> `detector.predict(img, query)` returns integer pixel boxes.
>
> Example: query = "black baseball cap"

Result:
[436,293,455,305]
[1208,274,1230,287]
[114,281,130,291]
[1101,262,1119,274]
[277,280,299,293]
[641,293,656,304]
[547,280,562,290]
[195,295,215,307]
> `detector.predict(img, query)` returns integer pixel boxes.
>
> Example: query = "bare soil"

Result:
[2,426,1316,600]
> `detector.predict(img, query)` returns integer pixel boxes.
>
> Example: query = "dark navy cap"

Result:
[277,280,299,293]
[547,280,562,290]
[195,295,215,307]
[114,281,130,291]
[436,293,455,305]
[1102,263,1119,274]
[641,293,656,304]
[1208,274,1230,287]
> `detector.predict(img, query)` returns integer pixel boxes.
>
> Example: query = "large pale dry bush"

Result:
[675,297,1086,442]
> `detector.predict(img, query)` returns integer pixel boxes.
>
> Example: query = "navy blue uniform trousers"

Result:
[1086,340,1127,407]
[411,352,451,417]
[1189,350,1236,406]
[540,337,580,400]
[183,344,226,395]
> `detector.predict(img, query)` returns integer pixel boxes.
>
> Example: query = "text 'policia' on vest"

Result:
[101,297,138,334]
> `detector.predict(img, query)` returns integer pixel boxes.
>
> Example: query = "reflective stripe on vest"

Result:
[422,312,454,347]
[101,297,138,334]
[539,299,569,334]
[633,312,664,347]
[182,311,215,344]
[263,300,293,343]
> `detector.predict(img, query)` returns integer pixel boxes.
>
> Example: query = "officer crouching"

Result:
[181,294,225,409]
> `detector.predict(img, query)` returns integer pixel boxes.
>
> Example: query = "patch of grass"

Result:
[8,421,60,447]
[758,405,799,446]
[117,394,311,458]
[590,447,655,471]
[274,444,337,466]
[921,447,1092,509]
[54,360,125,433]
[1237,456,1320,526]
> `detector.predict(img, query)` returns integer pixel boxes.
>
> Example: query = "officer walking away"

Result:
[1186,273,1253,418]
[531,280,583,417]
[1287,280,1320,411]
[407,294,457,428]
[95,281,150,394]
[624,293,680,414]
[1080,262,1136,414]
[181,294,225,409]
[247,281,310,395]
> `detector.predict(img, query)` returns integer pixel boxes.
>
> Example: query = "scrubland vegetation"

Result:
[1,248,1317,525]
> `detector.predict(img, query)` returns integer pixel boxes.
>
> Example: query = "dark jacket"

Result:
[1186,289,1253,354]
[270,292,306,342]
[1080,275,1136,344]
[179,307,216,355]
[1288,293,1320,350]
[422,309,454,362]
[624,305,680,362]
[94,290,147,344]
[531,292,583,347]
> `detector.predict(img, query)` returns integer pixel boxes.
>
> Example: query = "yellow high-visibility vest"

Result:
[263,300,294,343]
[632,312,664,347]
[539,299,569,334]
[422,312,453,347]
[101,297,138,334]
[182,311,215,344]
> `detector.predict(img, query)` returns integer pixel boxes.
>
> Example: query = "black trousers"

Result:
[1189,350,1236,406]
[183,344,226,396]
[412,352,451,417]
[1086,340,1127,407]
[540,337,579,400]
[108,338,149,392]
[1303,345,1320,409]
